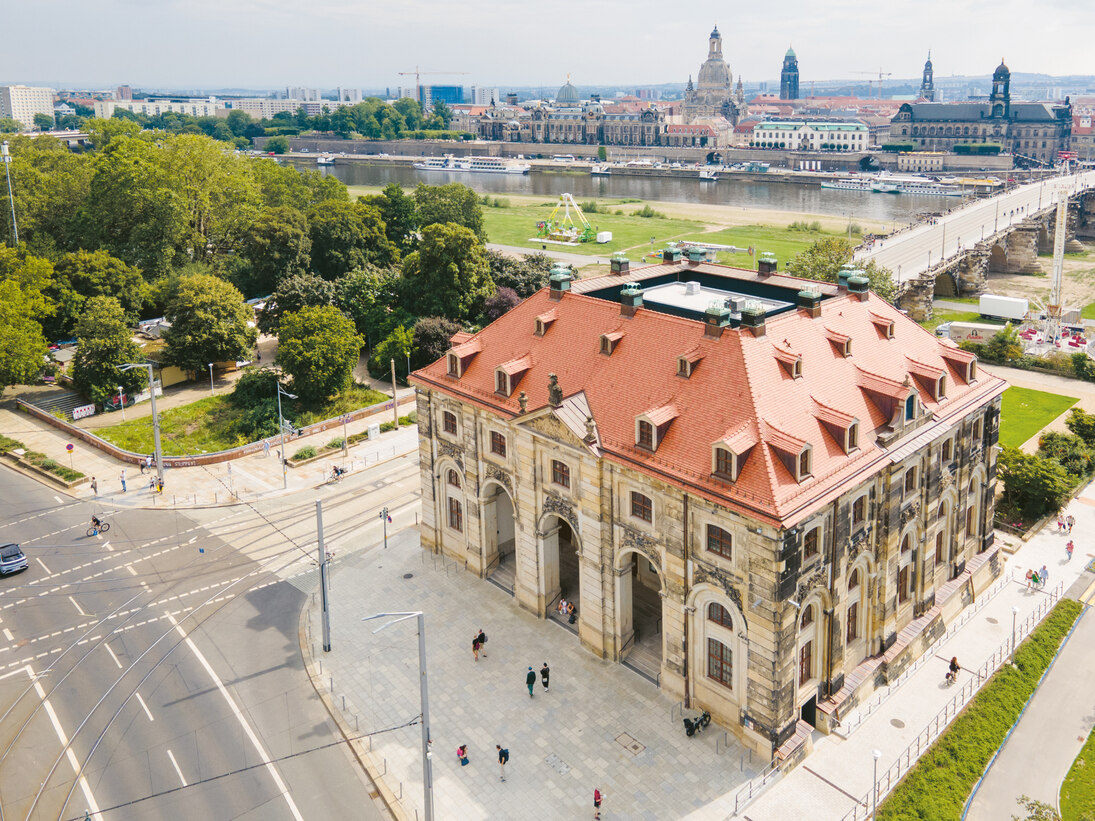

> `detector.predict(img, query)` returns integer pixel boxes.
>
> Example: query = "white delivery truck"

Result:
[979,294,1029,321]
[947,322,1006,344]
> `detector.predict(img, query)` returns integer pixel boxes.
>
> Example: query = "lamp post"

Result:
[363,612,434,821]
[2,141,17,246]
[119,363,163,485]
[207,363,215,396]
[276,383,298,490]
[994,198,1000,234]
[871,748,883,820]
[380,506,390,549]
[117,386,126,422]
[1010,605,1020,664]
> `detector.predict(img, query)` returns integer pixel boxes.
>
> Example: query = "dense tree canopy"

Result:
[276,305,362,401]
[46,250,145,340]
[258,273,336,334]
[401,223,492,322]
[485,250,553,298]
[162,274,257,373]
[413,183,485,240]
[71,296,144,405]
[237,206,312,297]
[411,316,462,369]
[309,200,398,280]
[334,265,402,341]
[361,183,418,254]
[784,237,895,302]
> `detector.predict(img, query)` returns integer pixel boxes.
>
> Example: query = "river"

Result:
[289,160,957,226]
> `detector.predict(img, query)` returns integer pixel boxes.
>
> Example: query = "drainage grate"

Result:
[615,732,646,755]
[544,753,570,774]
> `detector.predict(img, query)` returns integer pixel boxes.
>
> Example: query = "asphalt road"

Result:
[0,459,417,821]
[857,170,1095,282]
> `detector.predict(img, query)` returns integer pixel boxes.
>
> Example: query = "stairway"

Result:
[24,388,90,419]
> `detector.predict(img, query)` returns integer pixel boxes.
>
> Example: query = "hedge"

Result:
[953,143,1003,155]
[878,598,1083,820]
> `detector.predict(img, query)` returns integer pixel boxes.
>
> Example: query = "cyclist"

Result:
[331,465,345,482]
[90,515,102,536]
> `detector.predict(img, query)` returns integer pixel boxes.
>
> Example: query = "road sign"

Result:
[66,443,74,452]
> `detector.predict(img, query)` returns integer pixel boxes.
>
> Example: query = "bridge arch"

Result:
[987,243,1007,274]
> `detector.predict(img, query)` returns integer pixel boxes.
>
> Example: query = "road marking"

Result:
[36,557,51,574]
[102,540,112,552]
[2,629,11,641]
[53,495,63,504]
[28,665,102,820]
[166,749,187,786]
[127,565,138,577]
[134,691,154,722]
[167,614,304,821]
[68,595,86,617]
[103,643,123,669]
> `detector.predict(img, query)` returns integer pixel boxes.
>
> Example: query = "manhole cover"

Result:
[615,732,646,755]
[403,573,414,579]
[986,617,998,624]
[890,719,906,729]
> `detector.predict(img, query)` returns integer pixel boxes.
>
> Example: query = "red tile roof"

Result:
[412,264,1006,527]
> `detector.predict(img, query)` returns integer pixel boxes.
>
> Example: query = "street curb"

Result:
[297,578,412,821]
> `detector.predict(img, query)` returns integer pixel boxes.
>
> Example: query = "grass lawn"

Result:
[481,200,704,256]
[1061,724,1095,821]
[676,224,845,267]
[96,385,391,456]
[998,386,1079,448]
[919,309,984,332]
[935,295,980,305]
[1082,301,1095,320]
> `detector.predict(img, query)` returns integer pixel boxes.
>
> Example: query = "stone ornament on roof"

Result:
[548,373,562,407]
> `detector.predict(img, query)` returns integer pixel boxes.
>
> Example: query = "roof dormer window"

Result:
[798,447,813,481]
[937,374,947,399]
[636,404,678,452]
[870,311,895,339]
[847,421,859,453]
[793,358,803,378]
[905,393,918,422]
[637,420,654,449]
[535,318,546,336]
[495,369,510,396]
[968,359,977,382]
[534,309,557,337]
[774,345,802,379]
[826,328,852,358]
[600,332,623,356]
[447,353,459,377]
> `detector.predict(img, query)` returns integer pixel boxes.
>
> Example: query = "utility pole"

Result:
[341,413,349,457]
[120,363,164,486]
[380,506,390,549]
[390,359,399,428]
[317,500,332,652]
[2,141,17,246]
[276,383,298,490]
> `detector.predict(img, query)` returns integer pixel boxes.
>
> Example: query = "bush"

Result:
[633,204,667,219]
[581,201,603,213]
[997,445,1072,521]
[0,435,24,455]
[230,369,283,408]
[326,437,345,450]
[878,599,1082,820]
[292,445,317,461]
[379,421,396,433]
[23,450,85,481]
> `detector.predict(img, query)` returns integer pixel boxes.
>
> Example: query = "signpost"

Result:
[65,443,74,469]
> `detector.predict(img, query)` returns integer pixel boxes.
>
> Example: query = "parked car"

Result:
[0,543,28,575]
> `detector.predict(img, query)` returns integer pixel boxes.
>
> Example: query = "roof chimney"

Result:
[620,283,643,317]
[686,247,706,264]
[740,302,766,337]
[610,254,630,275]
[548,265,572,300]
[705,301,732,338]
[797,288,823,318]
[757,252,778,276]
[662,247,682,263]
[837,263,858,290]
[847,275,870,301]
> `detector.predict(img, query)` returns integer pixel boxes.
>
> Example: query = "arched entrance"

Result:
[482,483,516,594]
[987,243,1007,273]
[541,515,580,631]
[615,549,664,683]
[933,271,958,297]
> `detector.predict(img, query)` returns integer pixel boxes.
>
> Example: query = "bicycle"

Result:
[327,467,347,485]
[87,521,110,537]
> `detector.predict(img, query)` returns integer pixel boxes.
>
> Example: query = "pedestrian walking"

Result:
[526,666,536,698]
[120,468,127,493]
[472,634,481,662]
[1025,568,1034,590]
[90,476,98,496]
[149,476,156,493]
[145,455,153,473]
[1066,514,1075,534]
[1057,512,1066,532]
[541,662,550,692]
[594,787,605,819]
[1040,564,1049,586]
[263,440,270,458]
[1067,540,1075,561]
[476,629,488,658]
[457,744,469,766]
[496,745,509,781]
[139,459,146,475]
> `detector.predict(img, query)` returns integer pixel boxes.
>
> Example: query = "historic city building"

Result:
[411,257,1006,760]
[890,60,1072,164]
[780,47,800,101]
[681,26,747,125]
[919,53,936,102]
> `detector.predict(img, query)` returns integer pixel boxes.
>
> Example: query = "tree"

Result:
[414,183,485,240]
[309,199,398,280]
[335,265,402,341]
[401,223,492,322]
[483,286,520,322]
[412,316,461,369]
[486,250,553,297]
[1036,431,1095,478]
[238,206,312,297]
[32,113,53,131]
[258,273,336,333]
[430,100,453,129]
[251,158,347,211]
[369,323,414,377]
[961,324,1024,364]
[360,183,418,253]
[0,118,24,133]
[265,136,290,155]
[1071,352,1095,382]
[0,280,48,387]
[276,305,362,401]
[85,116,141,148]
[997,446,1071,522]
[597,146,607,161]
[45,250,146,340]
[71,297,144,405]
[1065,407,1095,445]
[784,237,895,302]
[1012,795,1061,820]
[162,274,257,374]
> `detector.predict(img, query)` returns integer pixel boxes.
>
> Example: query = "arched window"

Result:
[849,568,860,590]
[936,530,945,564]
[901,533,911,554]
[707,602,734,629]
[706,525,733,559]
[707,638,733,688]
[447,469,460,488]
[800,604,815,629]
[804,527,819,559]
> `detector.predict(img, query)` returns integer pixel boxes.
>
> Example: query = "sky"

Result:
[3,0,1092,91]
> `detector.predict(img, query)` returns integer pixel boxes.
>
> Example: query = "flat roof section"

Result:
[642,281,791,319]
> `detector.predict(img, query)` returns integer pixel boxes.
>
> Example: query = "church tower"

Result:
[919,52,935,102]
[780,46,799,100]
[990,59,1010,118]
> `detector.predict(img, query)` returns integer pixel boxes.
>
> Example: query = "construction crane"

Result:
[397,67,469,106]
[852,68,893,100]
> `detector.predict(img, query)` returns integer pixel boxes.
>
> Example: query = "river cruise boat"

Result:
[413,156,531,174]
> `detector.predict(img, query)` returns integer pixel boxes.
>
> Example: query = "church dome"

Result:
[556,78,580,104]
[786,46,796,58]
[993,59,1009,80]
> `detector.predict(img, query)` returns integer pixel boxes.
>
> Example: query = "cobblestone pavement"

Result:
[306,528,761,821]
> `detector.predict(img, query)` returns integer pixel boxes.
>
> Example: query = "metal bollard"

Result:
[329,676,333,692]
[342,695,345,710]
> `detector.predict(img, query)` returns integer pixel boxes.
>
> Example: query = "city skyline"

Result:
[2,0,1092,91]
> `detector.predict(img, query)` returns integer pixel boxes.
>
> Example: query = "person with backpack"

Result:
[496,745,509,781]
[472,633,481,662]
[476,629,488,658]
[457,744,469,766]
[526,666,536,697]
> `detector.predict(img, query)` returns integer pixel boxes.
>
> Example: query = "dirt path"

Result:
[983,252,1095,308]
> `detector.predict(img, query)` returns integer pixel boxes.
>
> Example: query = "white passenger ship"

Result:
[413,156,531,174]
[821,173,962,197]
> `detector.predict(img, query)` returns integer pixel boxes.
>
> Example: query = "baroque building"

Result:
[681,27,746,125]
[780,47,800,101]
[411,257,1007,761]
[919,52,936,102]
[890,60,1072,164]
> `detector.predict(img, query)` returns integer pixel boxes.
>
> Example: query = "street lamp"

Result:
[379,506,390,549]
[363,612,434,821]
[119,363,163,485]
[207,363,215,396]
[1010,605,1020,664]
[117,386,126,422]
[871,749,883,820]
[2,141,17,246]
[276,383,297,490]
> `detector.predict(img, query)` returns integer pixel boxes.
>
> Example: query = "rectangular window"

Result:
[447,355,458,377]
[973,418,983,442]
[715,447,734,478]
[490,431,506,457]
[448,497,463,532]
[803,527,819,559]
[898,565,910,603]
[630,491,652,523]
[707,638,733,689]
[638,420,653,449]
[798,449,811,479]
[551,460,570,489]
[706,525,733,560]
[904,467,918,495]
[847,422,859,451]
[846,602,859,642]
[936,531,945,564]
[966,506,975,536]
[852,496,866,526]
[443,411,457,435]
[447,469,460,488]
[496,371,508,395]
[941,438,953,462]
[799,640,813,685]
